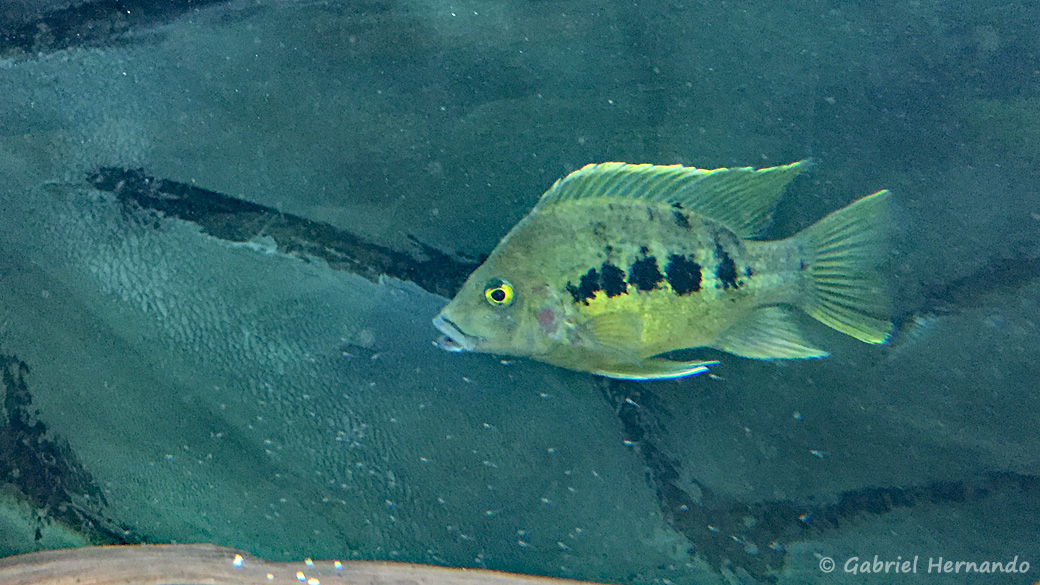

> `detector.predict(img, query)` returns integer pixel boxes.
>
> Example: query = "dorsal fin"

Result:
[536,160,810,238]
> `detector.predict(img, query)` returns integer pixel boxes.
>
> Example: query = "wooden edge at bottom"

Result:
[0,543,606,585]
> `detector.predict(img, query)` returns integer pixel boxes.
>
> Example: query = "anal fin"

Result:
[713,306,828,359]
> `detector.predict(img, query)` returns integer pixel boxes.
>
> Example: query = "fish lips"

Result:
[433,314,478,353]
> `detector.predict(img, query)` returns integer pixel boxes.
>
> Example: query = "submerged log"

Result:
[87,167,481,298]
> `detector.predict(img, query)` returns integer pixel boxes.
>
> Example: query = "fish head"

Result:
[433,260,568,358]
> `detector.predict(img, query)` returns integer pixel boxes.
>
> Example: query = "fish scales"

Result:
[433,161,892,380]
[518,200,792,358]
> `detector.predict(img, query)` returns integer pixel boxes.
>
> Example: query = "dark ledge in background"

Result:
[601,379,1040,583]
[0,0,228,58]
[87,167,482,298]
[1,354,133,546]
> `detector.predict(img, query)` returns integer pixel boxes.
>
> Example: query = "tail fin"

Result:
[796,190,893,344]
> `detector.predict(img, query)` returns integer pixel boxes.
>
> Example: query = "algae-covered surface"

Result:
[1,1,1039,584]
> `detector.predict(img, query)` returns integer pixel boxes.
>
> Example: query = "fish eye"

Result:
[483,279,515,307]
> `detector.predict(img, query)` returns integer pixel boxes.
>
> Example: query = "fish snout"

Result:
[433,314,476,352]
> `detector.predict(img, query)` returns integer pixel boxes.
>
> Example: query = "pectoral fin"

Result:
[713,306,829,359]
[581,311,643,352]
[592,358,719,380]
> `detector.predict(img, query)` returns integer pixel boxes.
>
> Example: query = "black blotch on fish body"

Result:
[629,256,664,292]
[673,210,691,229]
[567,262,629,304]
[665,254,702,295]
[567,268,601,305]
[715,244,740,290]
[601,263,628,297]
[645,206,655,221]
[744,266,754,277]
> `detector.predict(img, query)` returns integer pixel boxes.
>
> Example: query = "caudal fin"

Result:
[796,190,893,344]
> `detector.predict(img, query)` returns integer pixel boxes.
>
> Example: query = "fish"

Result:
[432,160,892,380]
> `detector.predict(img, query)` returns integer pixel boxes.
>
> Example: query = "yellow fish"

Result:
[433,161,892,380]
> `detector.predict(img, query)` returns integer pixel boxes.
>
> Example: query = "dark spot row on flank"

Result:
[566,250,706,304]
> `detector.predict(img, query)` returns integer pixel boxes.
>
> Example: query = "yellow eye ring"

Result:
[484,279,515,307]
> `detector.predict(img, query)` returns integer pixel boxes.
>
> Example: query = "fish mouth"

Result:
[433,314,478,352]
